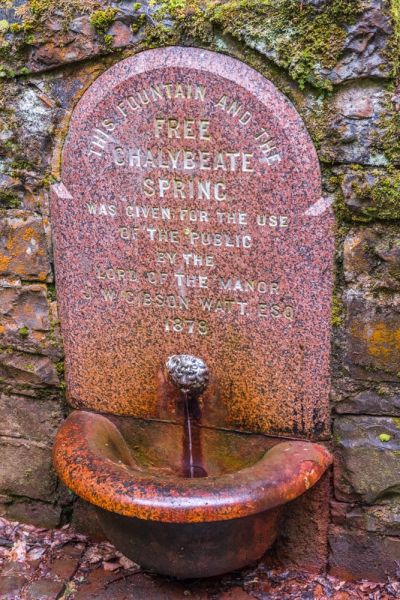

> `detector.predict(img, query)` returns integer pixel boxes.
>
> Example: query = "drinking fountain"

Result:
[50,47,335,579]
[53,355,332,578]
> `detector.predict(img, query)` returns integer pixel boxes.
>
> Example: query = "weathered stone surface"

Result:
[321,84,388,165]
[0,1,398,582]
[344,291,400,382]
[329,525,400,581]
[0,211,50,281]
[52,47,334,438]
[29,24,102,71]
[0,574,28,600]
[208,0,391,91]
[0,351,59,388]
[0,437,57,500]
[325,0,393,84]
[0,392,63,441]
[334,416,400,503]
[341,169,400,219]
[0,495,61,528]
[25,579,65,600]
[335,387,400,415]
[331,499,400,537]
[48,542,85,582]
[0,281,52,353]
[344,226,400,290]
[269,474,330,572]
[71,499,106,542]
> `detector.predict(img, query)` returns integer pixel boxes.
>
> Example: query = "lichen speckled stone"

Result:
[51,47,334,438]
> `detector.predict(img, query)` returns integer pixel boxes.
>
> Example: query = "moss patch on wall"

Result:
[390,0,400,75]
[345,168,400,221]
[154,0,363,90]
[90,7,117,33]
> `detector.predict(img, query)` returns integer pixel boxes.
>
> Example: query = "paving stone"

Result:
[25,579,64,600]
[0,574,27,600]
[48,542,85,581]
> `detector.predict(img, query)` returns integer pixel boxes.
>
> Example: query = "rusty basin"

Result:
[53,411,332,578]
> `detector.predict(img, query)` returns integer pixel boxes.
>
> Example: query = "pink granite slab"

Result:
[51,47,334,438]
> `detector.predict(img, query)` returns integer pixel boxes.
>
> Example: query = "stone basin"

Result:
[53,411,332,578]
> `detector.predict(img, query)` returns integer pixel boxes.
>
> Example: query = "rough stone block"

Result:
[344,291,400,381]
[341,170,400,220]
[0,495,61,529]
[267,473,330,572]
[0,437,57,501]
[331,499,400,537]
[0,281,52,353]
[344,226,400,290]
[322,85,387,165]
[325,1,392,84]
[329,525,400,581]
[334,416,400,503]
[0,350,59,388]
[0,393,63,442]
[335,388,400,416]
[71,499,106,542]
[0,211,50,281]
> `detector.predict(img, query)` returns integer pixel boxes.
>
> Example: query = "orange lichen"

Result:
[0,254,11,271]
[366,323,400,360]
[22,226,38,241]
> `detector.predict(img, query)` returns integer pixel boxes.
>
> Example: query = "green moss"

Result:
[0,19,9,33]
[46,284,57,302]
[331,292,343,327]
[378,433,392,442]
[29,0,53,15]
[380,111,400,166]
[55,360,65,377]
[90,8,117,33]
[392,417,400,429]
[142,22,180,48]
[355,169,400,221]
[0,190,21,208]
[131,13,146,34]
[18,326,29,338]
[390,0,400,75]
[103,33,114,47]
[194,0,363,91]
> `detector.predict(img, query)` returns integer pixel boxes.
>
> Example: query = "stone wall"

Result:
[0,0,399,580]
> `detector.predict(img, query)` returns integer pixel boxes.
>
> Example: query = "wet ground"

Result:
[0,517,399,599]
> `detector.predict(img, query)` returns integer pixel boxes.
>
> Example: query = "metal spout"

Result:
[165,354,209,398]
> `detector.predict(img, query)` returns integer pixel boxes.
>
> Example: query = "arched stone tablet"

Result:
[51,47,334,438]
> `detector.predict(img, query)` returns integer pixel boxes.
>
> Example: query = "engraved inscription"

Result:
[52,48,333,437]
[79,90,294,336]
